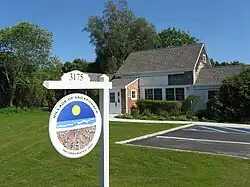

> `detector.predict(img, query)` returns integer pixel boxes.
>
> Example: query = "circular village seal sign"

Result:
[49,93,102,158]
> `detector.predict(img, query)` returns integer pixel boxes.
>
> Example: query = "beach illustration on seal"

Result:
[56,101,97,151]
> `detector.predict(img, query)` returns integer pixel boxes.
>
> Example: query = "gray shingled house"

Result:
[109,43,246,114]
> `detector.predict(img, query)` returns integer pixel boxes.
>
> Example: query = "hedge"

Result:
[137,99,182,115]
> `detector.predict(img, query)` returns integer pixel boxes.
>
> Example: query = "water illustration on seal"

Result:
[56,101,97,151]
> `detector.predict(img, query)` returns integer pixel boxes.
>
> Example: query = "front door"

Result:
[109,90,121,114]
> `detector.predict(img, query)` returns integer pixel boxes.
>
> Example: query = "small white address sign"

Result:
[61,70,90,82]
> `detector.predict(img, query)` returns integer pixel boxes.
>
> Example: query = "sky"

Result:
[1,0,249,64]
[57,101,95,122]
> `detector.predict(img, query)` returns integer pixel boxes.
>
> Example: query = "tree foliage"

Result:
[0,21,53,106]
[209,58,244,67]
[84,0,158,73]
[84,0,201,73]
[157,27,199,48]
[207,67,250,123]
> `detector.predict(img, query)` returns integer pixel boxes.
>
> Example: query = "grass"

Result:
[0,110,249,187]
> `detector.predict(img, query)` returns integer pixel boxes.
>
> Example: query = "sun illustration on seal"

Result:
[72,105,81,116]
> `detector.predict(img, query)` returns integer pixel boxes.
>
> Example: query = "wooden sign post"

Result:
[43,70,112,187]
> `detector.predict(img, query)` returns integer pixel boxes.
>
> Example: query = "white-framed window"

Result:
[203,54,206,63]
[175,88,185,101]
[131,90,137,100]
[117,92,120,103]
[153,88,162,100]
[110,92,115,103]
[145,88,162,100]
[145,89,153,100]
[165,87,185,101]
[166,88,175,100]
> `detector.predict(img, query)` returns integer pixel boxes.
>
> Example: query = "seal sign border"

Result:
[48,93,102,158]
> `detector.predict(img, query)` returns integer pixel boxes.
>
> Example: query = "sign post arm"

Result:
[99,75,110,187]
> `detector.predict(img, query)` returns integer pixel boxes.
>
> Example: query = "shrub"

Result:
[157,116,166,121]
[191,116,199,121]
[207,68,250,123]
[138,115,149,120]
[130,105,139,117]
[0,107,29,114]
[196,109,208,120]
[142,108,152,117]
[186,110,195,119]
[116,114,133,119]
[158,110,169,118]
[138,100,182,115]
[182,95,200,112]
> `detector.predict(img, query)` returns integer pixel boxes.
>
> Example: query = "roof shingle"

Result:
[111,78,137,88]
[195,65,249,85]
[116,43,204,74]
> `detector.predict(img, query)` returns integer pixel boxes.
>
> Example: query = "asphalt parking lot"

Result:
[125,124,250,159]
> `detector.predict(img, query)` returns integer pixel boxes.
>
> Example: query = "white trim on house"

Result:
[193,43,204,71]
[123,78,139,113]
[131,89,137,100]
[203,44,212,67]
[125,88,128,113]
[124,78,139,88]
[193,84,221,89]
[193,43,204,84]
[203,54,207,64]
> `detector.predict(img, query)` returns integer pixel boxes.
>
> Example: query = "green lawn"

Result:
[0,110,249,187]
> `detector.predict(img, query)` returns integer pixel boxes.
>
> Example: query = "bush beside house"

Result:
[206,68,250,123]
[116,96,201,121]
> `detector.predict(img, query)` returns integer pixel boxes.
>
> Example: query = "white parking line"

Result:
[200,126,227,133]
[182,127,249,135]
[219,126,250,134]
[115,124,194,144]
[156,136,250,145]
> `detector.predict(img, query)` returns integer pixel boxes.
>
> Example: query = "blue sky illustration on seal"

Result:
[56,101,96,130]
[57,101,95,122]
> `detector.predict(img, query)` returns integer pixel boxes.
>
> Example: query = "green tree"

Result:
[84,0,158,73]
[0,21,53,107]
[157,27,199,48]
[209,58,244,67]
[62,58,88,73]
[207,67,250,123]
[14,56,62,108]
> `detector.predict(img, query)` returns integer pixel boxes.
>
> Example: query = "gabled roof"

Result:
[195,65,249,85]
[82,72,113,81]
[111,78,137,88]
[116,43,204,74]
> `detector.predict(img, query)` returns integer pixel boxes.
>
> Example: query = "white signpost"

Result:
[43,70,112,187]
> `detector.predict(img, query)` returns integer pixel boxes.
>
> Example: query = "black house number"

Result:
[69,73,84,81]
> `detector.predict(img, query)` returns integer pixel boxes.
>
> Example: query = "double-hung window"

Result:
[145,88,162,100]
[165,88,185,101]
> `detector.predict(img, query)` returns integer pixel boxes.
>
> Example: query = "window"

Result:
[175,88,185,101]
[117,92,120,103]
[145,89,153,100]
[166,88,174,100]
[154,89,162,100]
[165,87,185,101]
[203,54,206,63]
[145,88,162,100]
[110,92,115,103]
[208,90,218,100]
[131,90,137,100]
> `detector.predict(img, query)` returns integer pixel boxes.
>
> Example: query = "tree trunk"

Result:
[8,84,16,107]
